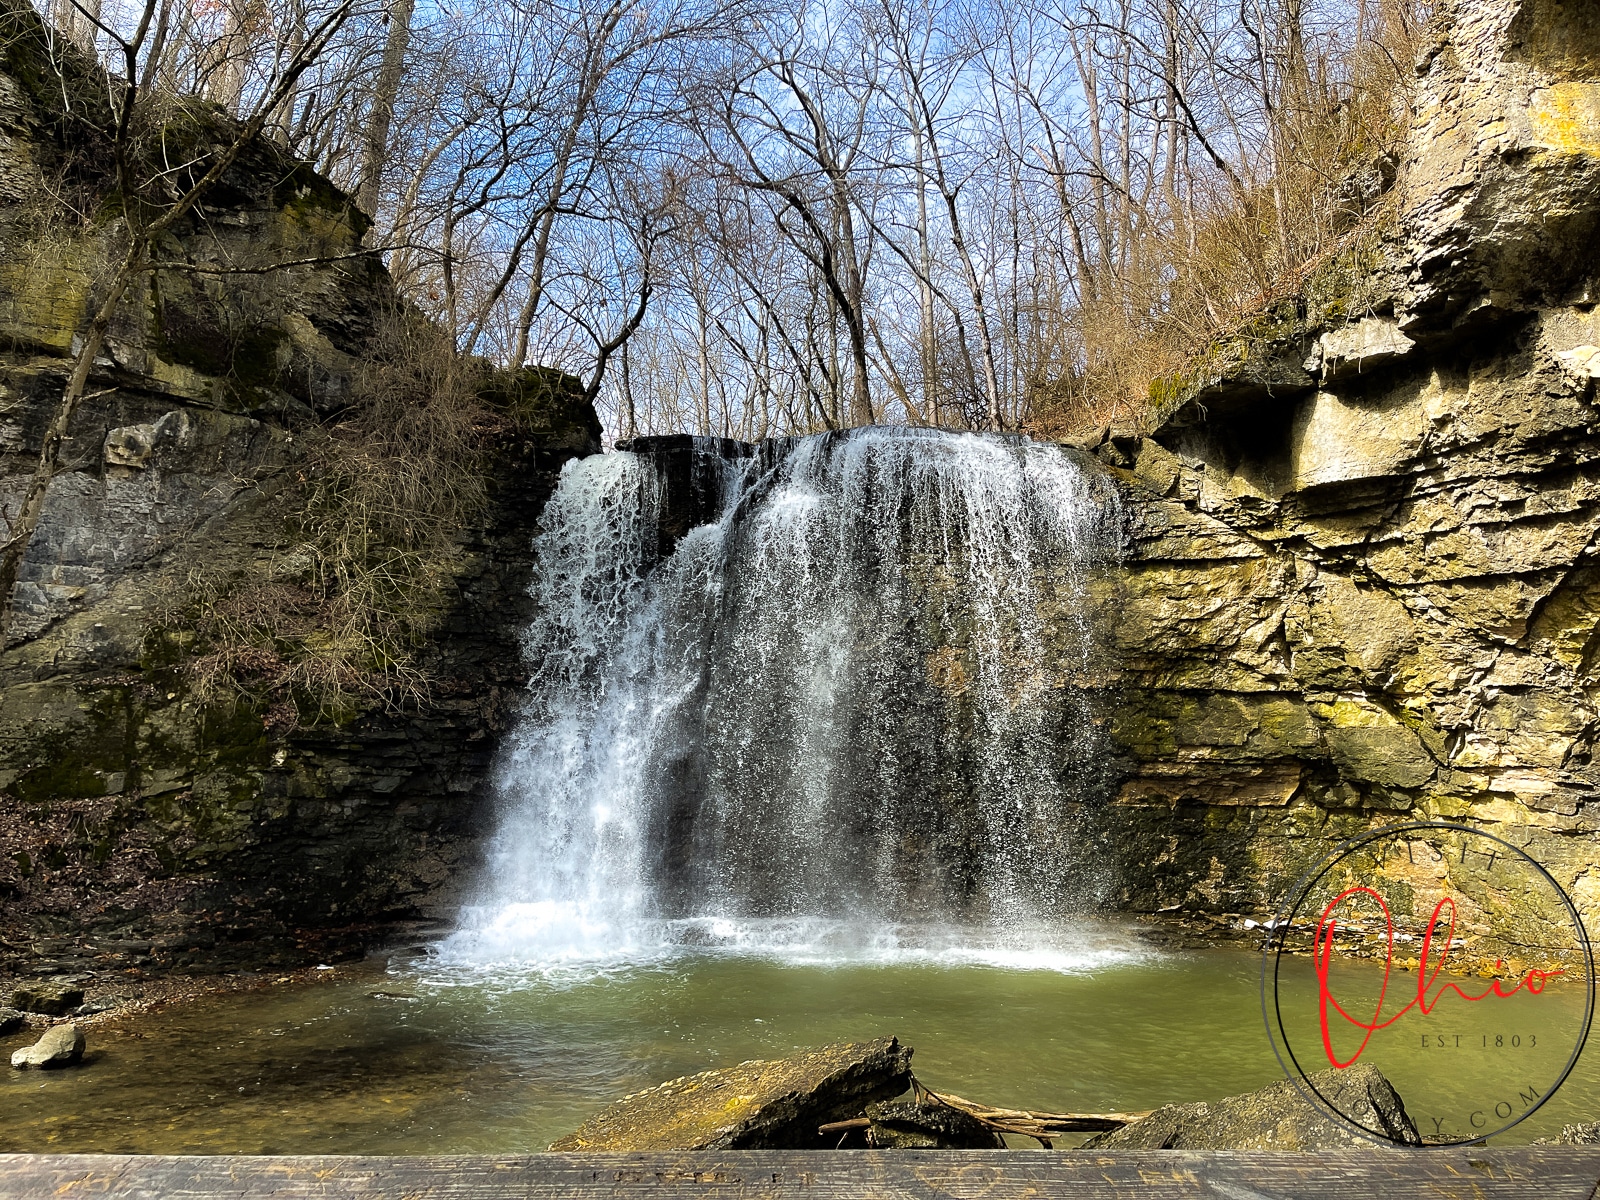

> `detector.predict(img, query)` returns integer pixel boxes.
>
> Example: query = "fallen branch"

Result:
[816,1118,871,1135]
[909,1077,1152,1149]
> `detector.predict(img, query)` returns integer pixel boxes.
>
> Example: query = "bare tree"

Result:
[701,10,889,428]
[355,0,413,214]
[22,0,1424,443]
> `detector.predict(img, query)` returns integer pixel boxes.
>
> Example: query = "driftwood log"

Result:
[817,1078,1151,1149]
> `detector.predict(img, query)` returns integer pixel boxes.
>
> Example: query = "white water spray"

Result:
[437,428,1127,977]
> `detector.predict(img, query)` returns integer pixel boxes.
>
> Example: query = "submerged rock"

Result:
[549,1038,913,1150]
[1082,1064,1420,1150]
[865,1100,1006,1149]
[10,1023,86,1069]
[0,1007,26,1036]
[11,985,84,1016]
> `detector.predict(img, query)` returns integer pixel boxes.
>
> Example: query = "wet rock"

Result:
[864,1100,1006,1149]
[9,1023,85,1069]
[0,1007,26,1036]
[549,1038,914,1151]
[1081,1064,1420,1150]
[12,985,84,1016]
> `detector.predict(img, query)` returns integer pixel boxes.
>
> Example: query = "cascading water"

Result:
[436,427,1129,976]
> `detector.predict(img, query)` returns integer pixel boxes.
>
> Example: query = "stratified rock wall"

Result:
[0,1,599,976]
[1098,0,1600,927]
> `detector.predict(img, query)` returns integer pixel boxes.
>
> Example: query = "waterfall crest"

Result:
[437,427,1124,975]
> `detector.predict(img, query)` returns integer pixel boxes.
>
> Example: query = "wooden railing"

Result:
[2,1148,1596,1198]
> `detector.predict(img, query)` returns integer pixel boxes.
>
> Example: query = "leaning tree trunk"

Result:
[356,0,415,217]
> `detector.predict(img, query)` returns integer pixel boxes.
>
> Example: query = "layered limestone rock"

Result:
[1096,0,1600,935]
[0,0,599,976]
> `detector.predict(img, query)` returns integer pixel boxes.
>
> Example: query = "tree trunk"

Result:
[357,0,415,217]
[273,0,307,146]
[911,112,938,424]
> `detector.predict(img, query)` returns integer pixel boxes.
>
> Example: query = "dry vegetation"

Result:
[1024,2,1430,436]
[172,312,496,728]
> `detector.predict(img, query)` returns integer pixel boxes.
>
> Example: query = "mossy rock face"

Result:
[0,3,602,978]
[273,163,370,242]
[478,364,601,451]
[1093,0,1600,929]
[0,0,111,154]
[151,271,290,387]
[1104,0,1600,904]
[0,239,96,353]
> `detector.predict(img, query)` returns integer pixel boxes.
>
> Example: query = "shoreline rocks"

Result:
[552,1040,1423,1153]
[10,1023,85,1069]
[1082,1064,1420,1150]
[12,985,84,1016]
[550,1038,914,1151]
[864,1100,1006,1149]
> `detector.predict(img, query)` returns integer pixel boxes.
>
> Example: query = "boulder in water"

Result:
[865,1100,1007,1149]
[549,1038,913,1150]
[1081,1063,1419,1149]
[11,985,84,1016]
[0,1007,26,1036]
[10,1023,86,1069]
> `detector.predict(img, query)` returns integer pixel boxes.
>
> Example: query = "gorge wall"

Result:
[1091,0,1600,933]
[0,1,598,978]
[4,0,1599,980]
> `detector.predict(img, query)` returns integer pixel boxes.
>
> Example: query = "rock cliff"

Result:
[0,0,599,977]
[4,0,1597,978]
[1094,0,1600,931]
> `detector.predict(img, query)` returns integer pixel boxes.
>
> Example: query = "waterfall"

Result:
[437,427,1124,976]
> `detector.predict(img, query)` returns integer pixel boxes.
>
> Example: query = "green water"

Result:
[2,937,1595,1153]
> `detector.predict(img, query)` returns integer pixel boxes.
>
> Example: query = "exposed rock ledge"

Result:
[550,1039,914,1151]
[1084,1064,1420,1150]
[1082,0,1600,939]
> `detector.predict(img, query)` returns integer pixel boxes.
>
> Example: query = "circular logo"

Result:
[1262,822,1594,1145]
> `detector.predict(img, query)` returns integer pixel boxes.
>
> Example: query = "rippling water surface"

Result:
[3,930,1594,1154]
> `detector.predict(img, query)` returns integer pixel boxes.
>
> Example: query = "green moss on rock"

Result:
[478,364,600,445]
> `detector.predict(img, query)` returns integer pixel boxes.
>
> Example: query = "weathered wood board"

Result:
[4,1149,1600,1199]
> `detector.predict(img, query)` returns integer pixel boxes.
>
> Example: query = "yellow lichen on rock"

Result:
[1529,82,1600,157]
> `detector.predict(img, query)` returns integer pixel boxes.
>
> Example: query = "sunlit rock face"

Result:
[1095,0,1600,939]
[447,428,1124,963]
